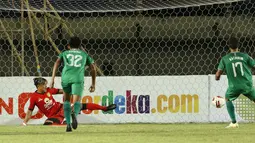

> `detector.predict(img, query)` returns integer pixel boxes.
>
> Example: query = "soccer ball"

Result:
[212,96,225,108]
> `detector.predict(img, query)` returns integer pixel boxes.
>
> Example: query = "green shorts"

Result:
[61,82,84,96]
[225,87,255,101]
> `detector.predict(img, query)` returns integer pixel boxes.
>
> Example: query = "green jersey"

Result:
[218,52,255,89]
[59,49,94,83]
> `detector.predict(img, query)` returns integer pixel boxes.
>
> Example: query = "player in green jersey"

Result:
[216,37,255,128]
[51,36,96,132]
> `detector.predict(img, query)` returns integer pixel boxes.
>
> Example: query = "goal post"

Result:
[0,28,28,76]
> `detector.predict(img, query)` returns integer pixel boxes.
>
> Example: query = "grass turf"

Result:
[0,123,254,143]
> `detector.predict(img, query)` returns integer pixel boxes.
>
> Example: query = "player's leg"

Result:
[43,116,64,125]
[70,83,84,129]
[43,119,54,125]
[64,92,72,131]
[72,83,83,116]
[225,88,239,128]
[81,103,117,111]
[62,82,72,132]
[243,87,255,102]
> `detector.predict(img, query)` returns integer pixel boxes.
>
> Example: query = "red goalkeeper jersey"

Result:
[28,88,62,117]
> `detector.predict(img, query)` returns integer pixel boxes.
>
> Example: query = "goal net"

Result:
[0,0,254,124]
[2,0,242,12]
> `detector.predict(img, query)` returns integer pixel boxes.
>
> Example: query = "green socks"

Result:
[64,101,71,124]
[226,101,237,123]
[74,102,81,116]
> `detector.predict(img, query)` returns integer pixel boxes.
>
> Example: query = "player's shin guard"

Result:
[226,101,237,123]
[74,102,81,116]
[64,101,71,124]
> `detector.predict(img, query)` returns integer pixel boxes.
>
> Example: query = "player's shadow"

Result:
[0,131,65,135]
[0,130,164,135]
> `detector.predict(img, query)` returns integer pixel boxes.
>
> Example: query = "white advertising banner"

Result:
[0,76,208,125]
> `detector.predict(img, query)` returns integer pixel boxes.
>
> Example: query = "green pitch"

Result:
[0,123,254,143]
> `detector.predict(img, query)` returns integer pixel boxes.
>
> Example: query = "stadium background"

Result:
[0,0,254,77]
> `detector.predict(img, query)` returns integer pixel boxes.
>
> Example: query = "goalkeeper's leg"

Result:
[81,103,116,111]
[43,116,65,125]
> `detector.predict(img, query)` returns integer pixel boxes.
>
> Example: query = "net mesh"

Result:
[0,0,254,77]
[2,0,243,12]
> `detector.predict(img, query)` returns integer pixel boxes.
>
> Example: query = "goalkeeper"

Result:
[23,77,116,126]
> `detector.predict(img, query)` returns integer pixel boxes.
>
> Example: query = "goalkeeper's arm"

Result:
[23,110,32,126]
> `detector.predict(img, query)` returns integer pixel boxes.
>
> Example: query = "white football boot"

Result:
[225,122,239,128]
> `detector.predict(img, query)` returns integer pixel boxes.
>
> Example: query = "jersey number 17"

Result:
[232,62,244,77]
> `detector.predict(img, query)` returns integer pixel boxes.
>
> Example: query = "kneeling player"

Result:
[23,77,116,126]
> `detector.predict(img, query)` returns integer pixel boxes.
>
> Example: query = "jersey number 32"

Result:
[66,54,82,67]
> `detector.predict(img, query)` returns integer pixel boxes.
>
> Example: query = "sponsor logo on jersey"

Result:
[47,92,51,97]
[44,97,54,110]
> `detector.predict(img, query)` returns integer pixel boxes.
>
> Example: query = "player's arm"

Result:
[247,55,255,69]
[89,63,96,92]
[85,53,96,92]
[215,58,224,81]
[58,89,63,94]
[23,110,32,126]
[50,58,61,88]
[215,70,223,80]
[49,88,64,95]
[23,97,36,126]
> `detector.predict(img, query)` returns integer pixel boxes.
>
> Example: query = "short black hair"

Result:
[33,77,47,87]
[228,37,239,49]
[69,36,81,49]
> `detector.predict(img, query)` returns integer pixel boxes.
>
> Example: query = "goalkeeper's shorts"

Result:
[43,105,65,125]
